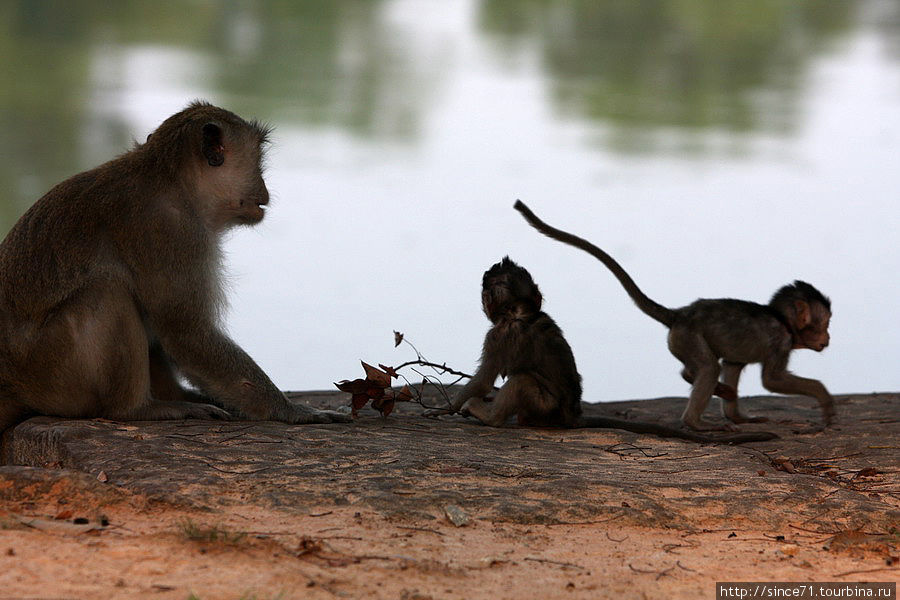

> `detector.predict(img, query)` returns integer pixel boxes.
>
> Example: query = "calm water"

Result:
[1,1,899,403]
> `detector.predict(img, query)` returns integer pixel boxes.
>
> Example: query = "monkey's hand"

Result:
[186,403,233,420]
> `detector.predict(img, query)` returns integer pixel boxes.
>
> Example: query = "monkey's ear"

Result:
[201,123,225,167]
[794,300,811,329]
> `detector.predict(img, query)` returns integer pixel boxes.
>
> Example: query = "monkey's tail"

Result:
[574,416,778,444]
[514,200,676,328]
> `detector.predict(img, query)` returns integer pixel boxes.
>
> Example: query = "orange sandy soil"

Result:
[0,499,896,600]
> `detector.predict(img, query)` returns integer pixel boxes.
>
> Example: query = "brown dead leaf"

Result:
[335,379,368,394]
[361,361,391,388]
[772,457,796,474]
[350,394,369,417]
[825,530,870,551]
[854,467,880,479]
[371,397,395,417]
[54,510,73,520]
[394,331,404,347]
[395,385,413,403]
[296,536,324,557]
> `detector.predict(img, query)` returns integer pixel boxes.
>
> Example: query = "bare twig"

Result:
[396,359,472,380]
[629,563,675,580]
[525,557,585,570]
[397,526,445,536]
[834,566,900,577]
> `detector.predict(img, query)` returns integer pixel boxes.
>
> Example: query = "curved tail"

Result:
[575,415,778,444]
[514,200,675,328]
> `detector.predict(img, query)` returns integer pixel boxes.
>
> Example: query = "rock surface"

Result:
[2,391,897,532]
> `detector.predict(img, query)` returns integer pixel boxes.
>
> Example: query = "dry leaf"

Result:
[395,385,413,403]
[334,379,370,394]
[361,361,391,388]
[351,394,369,417]
[377,398,395,417]
[854,467,880,479]
[393,331,404,347]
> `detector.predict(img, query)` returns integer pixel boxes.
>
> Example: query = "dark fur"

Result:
[449,258,777,443]
[514,200,833,432]
[0,101,347,432]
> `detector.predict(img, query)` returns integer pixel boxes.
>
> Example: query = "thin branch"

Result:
[834,566,900,577]
[524,557,585,570]
[397,526,445,536]
[396,359,473,380]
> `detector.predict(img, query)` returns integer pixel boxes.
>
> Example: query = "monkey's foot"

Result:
[184,403,233,420]
[121,400,233,421]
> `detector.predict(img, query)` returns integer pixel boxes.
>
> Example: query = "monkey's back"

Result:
[498,311,583,425]
[0,159,141,316]
[673,299,791,364]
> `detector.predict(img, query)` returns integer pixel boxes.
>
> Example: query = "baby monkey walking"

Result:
[514,200,834,432]
[442,257,776,443]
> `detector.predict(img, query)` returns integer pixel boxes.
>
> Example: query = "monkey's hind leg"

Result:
[81,287,231,423]
[0,399,31,433]
[462,374,549,427]
[719,361,768,424]
[670,330,736,432]
[682,367,738,402]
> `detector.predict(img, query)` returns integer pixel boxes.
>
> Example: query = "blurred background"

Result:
[1,0,898,403]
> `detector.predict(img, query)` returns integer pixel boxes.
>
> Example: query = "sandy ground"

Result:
[1,500,898,600]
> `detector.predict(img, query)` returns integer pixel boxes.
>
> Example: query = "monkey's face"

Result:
[481,258,542,323]
[196,133,271,231]
[794,302,831,352]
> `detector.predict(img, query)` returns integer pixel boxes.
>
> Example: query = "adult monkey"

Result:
[0,101,348,432]
[514,200,833,432]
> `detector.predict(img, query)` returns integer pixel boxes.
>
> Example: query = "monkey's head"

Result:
[143,101,273,232]
[770,281,831,352]
[481,257,543,323]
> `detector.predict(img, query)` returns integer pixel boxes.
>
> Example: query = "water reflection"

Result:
[0,0,441,217]
[1,0,898,404]
[479,0,853,152]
